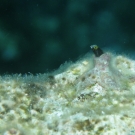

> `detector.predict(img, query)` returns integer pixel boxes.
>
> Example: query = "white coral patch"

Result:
[91,83,103,94]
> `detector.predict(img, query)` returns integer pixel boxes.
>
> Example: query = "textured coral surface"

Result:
[0,52,135,135]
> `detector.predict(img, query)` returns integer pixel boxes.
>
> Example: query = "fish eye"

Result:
[94,45,98,50]
[90,45,98,50]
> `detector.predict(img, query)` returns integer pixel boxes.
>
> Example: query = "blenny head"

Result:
[90,45,104,57]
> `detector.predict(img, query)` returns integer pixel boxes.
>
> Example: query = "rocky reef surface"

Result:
[0,49,135,135]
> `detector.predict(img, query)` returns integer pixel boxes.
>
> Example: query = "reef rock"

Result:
[0,50,135,135]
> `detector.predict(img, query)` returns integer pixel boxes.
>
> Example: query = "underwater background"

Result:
[0,0,135,74]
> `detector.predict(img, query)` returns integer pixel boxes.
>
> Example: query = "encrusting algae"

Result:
[0,45,135,135]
